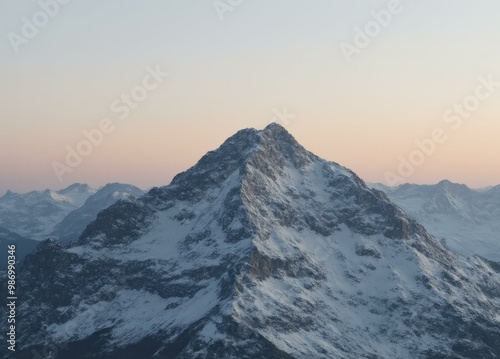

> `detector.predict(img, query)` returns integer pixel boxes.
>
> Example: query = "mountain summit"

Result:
[5,124,500,359]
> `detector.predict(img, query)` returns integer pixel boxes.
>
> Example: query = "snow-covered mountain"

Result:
[372,181,500,261]
[51,183,145,244]
[0,183,96,239]
[0,183,144,249]
[4,124,500,359]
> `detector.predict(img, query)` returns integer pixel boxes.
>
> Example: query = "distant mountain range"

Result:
[3,179,496,265]
[0,183,144,262]
[3,124,499,359]
[372,181,500,261]
[50,183,145,245]
[0,183,95,240]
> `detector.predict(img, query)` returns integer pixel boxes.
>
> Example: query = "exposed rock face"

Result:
[3,124,500,359]
[51,183,145,245]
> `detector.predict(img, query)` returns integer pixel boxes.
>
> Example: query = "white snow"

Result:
[373,183,500,261]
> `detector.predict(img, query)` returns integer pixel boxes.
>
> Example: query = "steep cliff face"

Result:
[4,124,500,359]
[50,183,145,245]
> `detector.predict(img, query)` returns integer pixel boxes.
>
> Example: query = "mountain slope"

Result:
[372,181,500,261]
[4,124,500,359]
[0,227,39,264]
[0,184,96,239]
[50,183,145,245]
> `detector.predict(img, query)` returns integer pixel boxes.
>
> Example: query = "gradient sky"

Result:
[1,0,500,194]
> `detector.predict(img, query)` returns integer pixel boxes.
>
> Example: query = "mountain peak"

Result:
[436,179,457,188]
[8,125,500,359]
[259,123,301,146]
[98,182,139,192]
[1,189,18,199]
[434,180,472,199]
[58,183,93,194]
[148,124,317,206]
[261,122,289,135]
[436,179,470,189]
[258,123,307,153]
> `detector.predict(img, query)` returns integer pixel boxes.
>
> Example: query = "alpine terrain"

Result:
[3,124,500,359]
[0,183,145,260]
[372,182,500,262]
[0,184,96,240]
[0,227,39,267]
[50,183,145,245]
